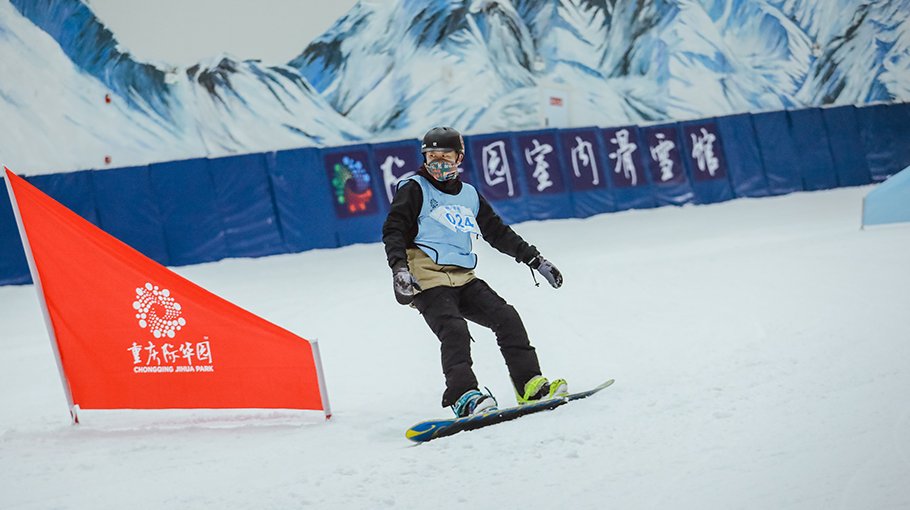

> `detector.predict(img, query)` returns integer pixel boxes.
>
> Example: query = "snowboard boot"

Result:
[451,388,498,418]
[516,375,568,405]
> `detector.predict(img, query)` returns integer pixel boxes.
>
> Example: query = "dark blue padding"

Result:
[558,127,615,217]
[820,105,871,186]
[856,102,910,182]
[91,165,170,265]
[207,153,286,259]
[0,177,30,285]
[149,158,229,266]
[715,113,771,197]
[370,139,423,205]
[513,130,574,220]
[678,120,735,204]
[322,144,385,246]
[640,123,694,206]
[600,125,655,210]
[787,108,838,190]
[267,148,338,252]
[27,170,100,226]
[751,111,802,195]
[894,102,910,171]
[464,133,530,224]
[453,144,477,187]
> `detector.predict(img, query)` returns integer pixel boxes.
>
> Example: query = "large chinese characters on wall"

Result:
[468,136,521,201]
[516,132,565,195]
[373,142,421,203]
[682,122,728,182]
[642,125,685,185]
[602,126,647,188]
[560,129,604,191]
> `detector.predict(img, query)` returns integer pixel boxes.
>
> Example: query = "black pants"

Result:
[412,279,542,407]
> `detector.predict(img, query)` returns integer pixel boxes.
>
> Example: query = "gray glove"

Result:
[393,267,421,305]
[529,255,563,289]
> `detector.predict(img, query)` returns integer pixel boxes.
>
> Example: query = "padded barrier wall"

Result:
[2,103,906,285]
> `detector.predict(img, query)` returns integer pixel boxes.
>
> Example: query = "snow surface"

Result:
[1,185,909,509]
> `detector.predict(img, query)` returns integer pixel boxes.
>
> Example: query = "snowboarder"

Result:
[382,126,567,418]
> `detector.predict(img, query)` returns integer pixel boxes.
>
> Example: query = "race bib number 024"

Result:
[430,205,481,235]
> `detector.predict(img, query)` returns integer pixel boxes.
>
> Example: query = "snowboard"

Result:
[405,379,615,443]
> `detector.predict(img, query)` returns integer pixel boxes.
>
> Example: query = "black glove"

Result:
[392,267,421,305]
[529,255,563,289]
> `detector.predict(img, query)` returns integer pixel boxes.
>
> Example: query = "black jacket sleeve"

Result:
[476,194,540,264]
[382,181,422,272]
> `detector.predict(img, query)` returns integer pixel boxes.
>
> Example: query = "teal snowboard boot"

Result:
[451,388,498,417]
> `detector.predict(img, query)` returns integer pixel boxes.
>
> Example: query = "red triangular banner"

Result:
[4,167,330,419]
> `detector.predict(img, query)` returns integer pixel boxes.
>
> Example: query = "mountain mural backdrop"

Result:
[2,0,908,174]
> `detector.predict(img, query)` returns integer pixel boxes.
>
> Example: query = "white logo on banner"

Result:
[524,139,554,192]
[690,128,720,176]
[381,155,414,202]
[482,141,515,197]
[127,339,215,373]
[133,283,185,339]
[649,133,676,182]
[609,129,639,186]
[128,283,214,374]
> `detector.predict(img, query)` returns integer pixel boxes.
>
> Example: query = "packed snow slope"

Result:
[1,185,909,509]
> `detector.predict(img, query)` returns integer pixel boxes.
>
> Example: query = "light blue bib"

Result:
[401,175,481,268]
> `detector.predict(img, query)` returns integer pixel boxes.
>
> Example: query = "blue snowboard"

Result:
[405,379,615,443]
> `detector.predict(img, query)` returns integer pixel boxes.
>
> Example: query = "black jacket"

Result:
[382,166,540,271]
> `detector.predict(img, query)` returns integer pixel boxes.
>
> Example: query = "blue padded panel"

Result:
[92,165,170,265]
[715,113,770,197]
[787,108,838,190]
[149,159,229,266]
[267,148,338,252]
[207,153,286,258]
[856,102,910,182]
[0,177,30,285]
[820,106,871,187]
[751,111,802,195]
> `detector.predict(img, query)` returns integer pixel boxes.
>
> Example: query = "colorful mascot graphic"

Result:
[331,155,374,215]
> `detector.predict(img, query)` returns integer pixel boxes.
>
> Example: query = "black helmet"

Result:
[421,127,464,154]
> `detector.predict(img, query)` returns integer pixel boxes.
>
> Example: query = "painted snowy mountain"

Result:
[2,0,909,174]
[1,0,368,173]
[292,0,910,133]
